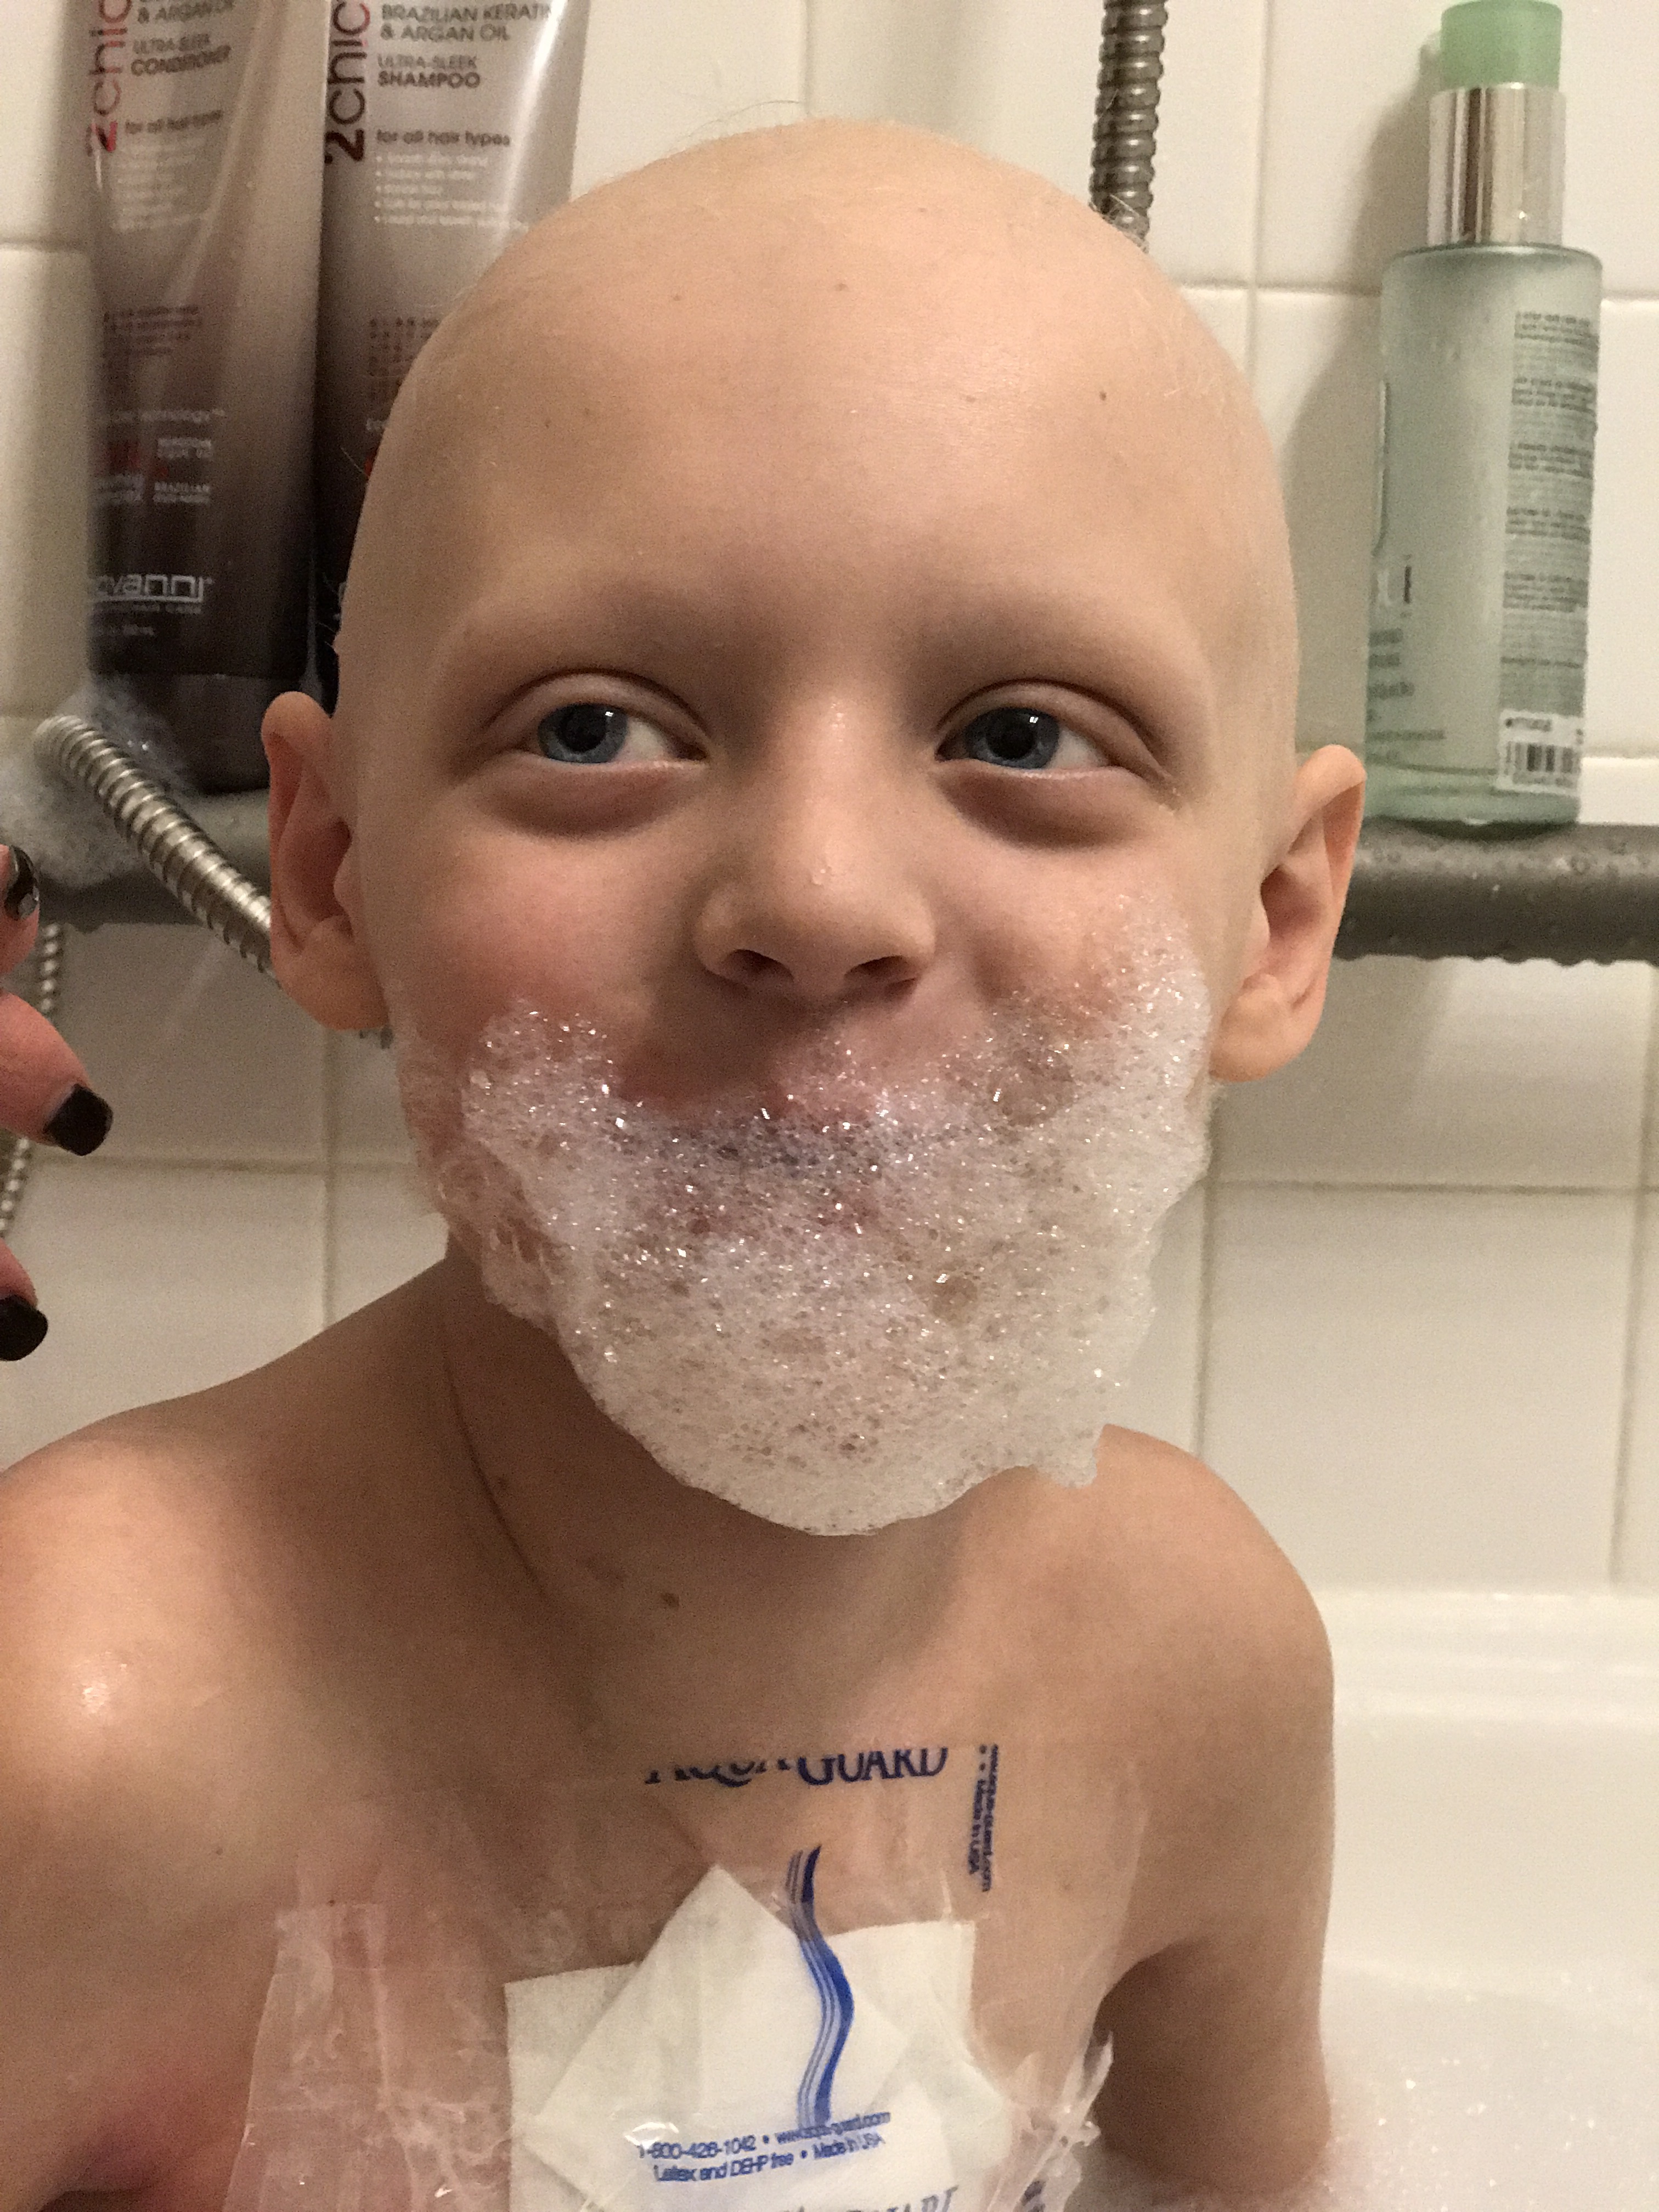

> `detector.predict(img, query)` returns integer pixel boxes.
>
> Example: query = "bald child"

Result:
[0,123,1363,2208]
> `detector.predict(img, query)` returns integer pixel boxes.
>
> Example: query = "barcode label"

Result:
[1496,712,1583,795]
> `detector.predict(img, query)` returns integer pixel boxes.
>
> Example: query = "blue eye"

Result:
[536,703,631,763]
[957,708,1063,771]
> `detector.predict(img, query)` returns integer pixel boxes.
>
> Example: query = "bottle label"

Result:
[1366,291,1599,796]
[1499,311,1598,722]
[1495,709,1583,795]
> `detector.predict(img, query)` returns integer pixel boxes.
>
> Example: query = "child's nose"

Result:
[691,757,936,1006]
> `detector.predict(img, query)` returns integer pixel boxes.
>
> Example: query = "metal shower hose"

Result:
[0,919,65,1242]
[0,714,273,1243]
[1,3,1163,1247]
[1091,2,1168,245]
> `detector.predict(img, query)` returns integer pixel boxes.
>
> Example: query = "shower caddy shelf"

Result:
[30,774,1659,968]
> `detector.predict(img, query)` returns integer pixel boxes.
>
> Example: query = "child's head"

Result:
[269,119,1359,1093]
[263,122,1363,1528]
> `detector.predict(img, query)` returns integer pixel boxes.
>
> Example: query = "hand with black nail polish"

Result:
[0,842,115,1362]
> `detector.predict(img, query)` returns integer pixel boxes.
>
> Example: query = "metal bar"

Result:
[1338,819,1659,964]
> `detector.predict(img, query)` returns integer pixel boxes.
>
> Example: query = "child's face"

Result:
[290,127,1316,1105]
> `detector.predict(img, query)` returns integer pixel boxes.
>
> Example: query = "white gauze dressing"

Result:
[397,924,1212,1536]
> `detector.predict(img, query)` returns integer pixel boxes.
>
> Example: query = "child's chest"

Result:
[184,1638,1152,2211]
[206,1753,1137,2212]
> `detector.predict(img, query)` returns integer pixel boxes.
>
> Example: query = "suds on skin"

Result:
[398,929,1214,1535]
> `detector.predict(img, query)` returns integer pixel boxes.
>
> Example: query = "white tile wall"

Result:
[1557,0,1659,298]
[1620,1199,1659,1585]
[804,0,962,135]
[2,1156,325,1465]
[1178,287,1250,374]
[1215,958,1652,1192]
[0,0,87,249]
[1584,303,1659,758]
[0,244,88,716]
[1582,755,1659,828]
[1145,0,1267,286]
[1250,290,1380,756]
[1204,1186,1632,1586]
[1111,1184,1207,1458]
[570,0,808,194]
[328,1031,416,1165]
[4,0,1659,1592]
[804,0,1102,200]
[1257,0,1445,295]
[328,1166,444,1325]
[54,927,326,1167]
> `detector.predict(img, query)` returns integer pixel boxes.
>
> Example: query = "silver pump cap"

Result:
[1427,83,1565,245]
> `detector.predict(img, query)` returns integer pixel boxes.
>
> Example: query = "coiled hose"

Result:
[1,713,273,1246]
[33,713,272,972]
[1092,1,1169,243]
[3,3,1167,1246]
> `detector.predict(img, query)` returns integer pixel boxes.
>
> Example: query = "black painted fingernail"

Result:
[0,1296,47,1360]
[2,845,39,921]
[44,1084,114,1156]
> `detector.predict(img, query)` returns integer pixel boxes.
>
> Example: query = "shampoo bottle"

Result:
[1365,0,1599,829]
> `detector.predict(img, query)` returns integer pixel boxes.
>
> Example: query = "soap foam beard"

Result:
[397,949,1213,1536]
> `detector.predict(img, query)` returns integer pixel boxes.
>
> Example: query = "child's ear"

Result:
[263,691,391,1032]
[1210,746,1365,1084]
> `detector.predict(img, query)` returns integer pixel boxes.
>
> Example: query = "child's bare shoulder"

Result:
[1112,1426,1329,1694]
[1019,1424,1330,1728]
[0,1362,370,2199]
[1,1396,267,1765]
[0,1311,408,1814]
[1041,1432,1334,2190]
[1008,1427,1332,1935]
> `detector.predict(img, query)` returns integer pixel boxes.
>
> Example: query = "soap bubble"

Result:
[397,916,1212,1535]
[1076,1961,1659,2211]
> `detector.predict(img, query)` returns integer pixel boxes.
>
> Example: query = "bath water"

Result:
[1080,1960,1659,2209]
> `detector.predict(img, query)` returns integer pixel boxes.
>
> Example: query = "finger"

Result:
[0,845,41,975]
[0,990,114,1152]
[0,1237,46,1361]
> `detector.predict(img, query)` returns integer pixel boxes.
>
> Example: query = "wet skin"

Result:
[0,122,1362,2207]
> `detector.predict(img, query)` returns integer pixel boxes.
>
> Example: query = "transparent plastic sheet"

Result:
[222,1745,1142,2212]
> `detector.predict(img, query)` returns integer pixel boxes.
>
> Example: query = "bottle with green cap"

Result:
[1365,0,1600,829]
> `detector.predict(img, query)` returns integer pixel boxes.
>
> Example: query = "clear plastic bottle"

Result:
[1365,0,1600,830]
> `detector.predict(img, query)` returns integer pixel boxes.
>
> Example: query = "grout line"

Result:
[30,1152,333,1177]
[1206,1175,1649,1198]
[1610,1194,1649,1582]
[799,0,817,116]
[1245,281,1659,304]
[1243,0,1277,382]
[1610,973,1659,1578]
[0,238,89,263]
[38,1155,1650,1196]
[1250,283,1382,306]
[1,704,88,730]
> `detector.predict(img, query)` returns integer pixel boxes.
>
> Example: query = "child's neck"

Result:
[419,1246,979,1757]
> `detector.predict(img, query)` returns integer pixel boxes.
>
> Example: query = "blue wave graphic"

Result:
[785,1844,854,2131]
